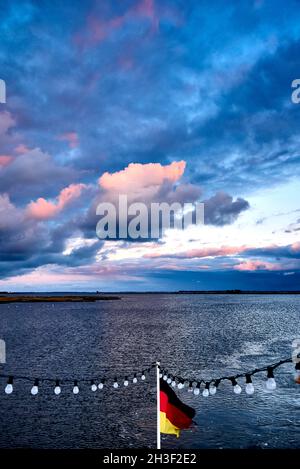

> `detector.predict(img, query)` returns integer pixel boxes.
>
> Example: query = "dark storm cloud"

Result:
[0,217,103,279]
[0,149,81,201]
[204,192,249,226]
[0,193,103,279]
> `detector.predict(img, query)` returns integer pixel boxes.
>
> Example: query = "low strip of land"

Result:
[0,295,120,303]
[176,290,300,294]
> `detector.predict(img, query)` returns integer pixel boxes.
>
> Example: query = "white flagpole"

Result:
[156,361,161,450]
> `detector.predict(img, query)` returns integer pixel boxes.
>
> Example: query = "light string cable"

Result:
[1,357,299,395]
[0,362,157,395]
[159,357,300,396]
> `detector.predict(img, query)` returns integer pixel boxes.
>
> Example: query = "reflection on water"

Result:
[0,294,299,448]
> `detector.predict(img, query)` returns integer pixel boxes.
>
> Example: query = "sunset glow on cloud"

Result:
[99,161,186,192]
[27,183,87,220]
[0,155,13,167]
[0,0,300,291]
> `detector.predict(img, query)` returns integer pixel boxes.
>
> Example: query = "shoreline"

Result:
[0,291,299,301]
[0,295,120,303]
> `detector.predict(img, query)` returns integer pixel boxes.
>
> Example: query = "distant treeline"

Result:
[176,290,300,294]
[0,295,120,303]
[87,290,300,295]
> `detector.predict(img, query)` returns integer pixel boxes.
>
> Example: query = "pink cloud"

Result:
[134,0,159,31]
[234,260,280,271]
[27,183,86,220]
[291,242,300,253]
[144,245,248,259]
[27,197,58,220]
[158,263,210,271]
[74,14,125,49]
[0,155,13,167]
[0,263,143,287]
[74,0,181,50]
[58,132,79,149]
[87,16,111,43]
[99,160,186,193]
[0,266,92,286]
[136,0,155,17]
[97,160,201,211]
[14,144,31,154]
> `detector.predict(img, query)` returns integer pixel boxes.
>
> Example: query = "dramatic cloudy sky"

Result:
[0,0,299,291]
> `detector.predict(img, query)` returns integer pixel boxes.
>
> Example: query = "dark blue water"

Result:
[0,294,299,449]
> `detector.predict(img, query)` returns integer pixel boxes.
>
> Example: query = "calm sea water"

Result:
[0,294,299,449]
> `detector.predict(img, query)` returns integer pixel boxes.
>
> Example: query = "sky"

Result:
[0,0,300,291]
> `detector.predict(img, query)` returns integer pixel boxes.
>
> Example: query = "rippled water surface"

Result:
[0,294,299,449]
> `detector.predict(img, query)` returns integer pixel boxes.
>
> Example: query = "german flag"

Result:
[160,379,195,437]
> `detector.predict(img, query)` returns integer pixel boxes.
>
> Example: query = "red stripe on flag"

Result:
[160,390,193,429]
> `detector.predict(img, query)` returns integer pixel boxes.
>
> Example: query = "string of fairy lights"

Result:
[159,358,300,396]
[0,365,154,396]
[0,358,299,396]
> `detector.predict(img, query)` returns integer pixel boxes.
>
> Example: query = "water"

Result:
[0,294,299,449]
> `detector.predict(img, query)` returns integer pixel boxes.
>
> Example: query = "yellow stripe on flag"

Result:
[160,411,180,437]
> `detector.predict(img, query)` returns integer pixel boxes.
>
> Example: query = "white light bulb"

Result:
[141,374,146,381]
[202,388,209,397]
[73,385,79,394]
[54,386,61,395]
[124,379,129,387]
[167,377,171,384]
[233,384,242,394]
[98,382,104,390]
[194,387,200,396]
[133,376,137,384]
[209,385,217,396]
[113,381,119,389]
[91,384,97,392]
[163,375,168,381]
[31,385,39,395]
[159,373,162,378]
[245,383,255,395]
[266,377,276,391]
[5,384,13,395]
[171,380,176,387]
